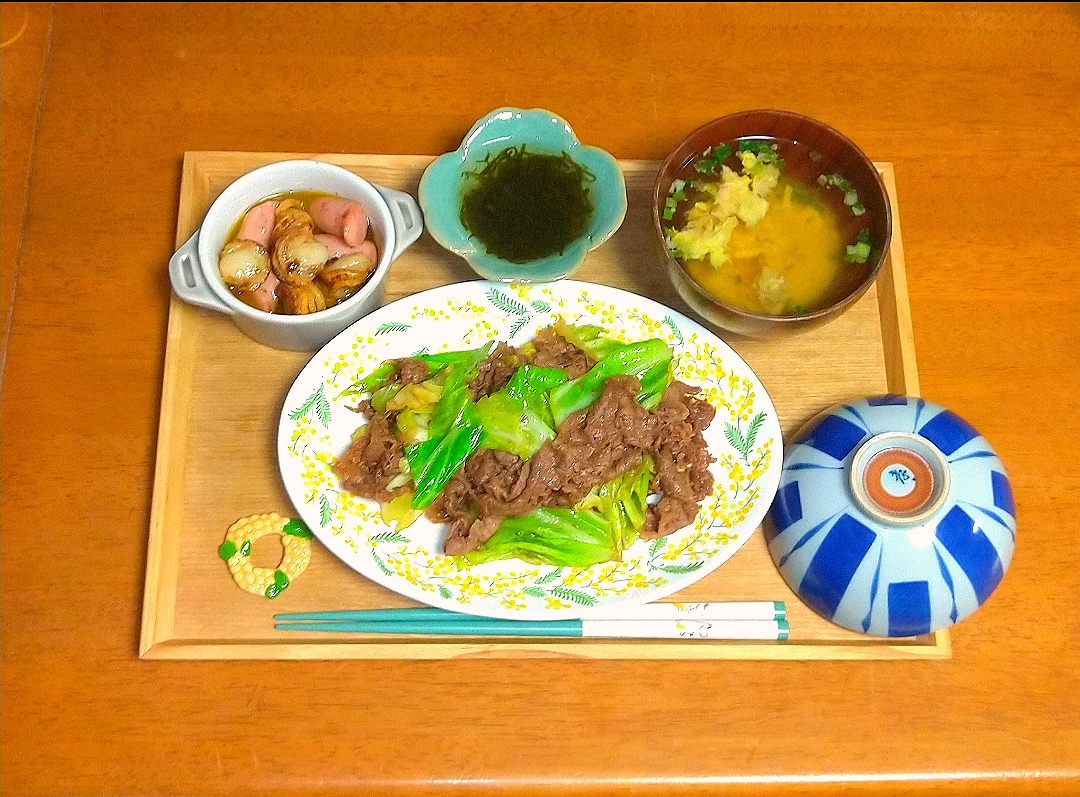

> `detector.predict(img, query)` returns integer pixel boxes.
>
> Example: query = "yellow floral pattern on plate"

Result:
[279,280,782,619]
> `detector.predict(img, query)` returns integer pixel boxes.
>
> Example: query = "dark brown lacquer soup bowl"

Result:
[652,109,892,339]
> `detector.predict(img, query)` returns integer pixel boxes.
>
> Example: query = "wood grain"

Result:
[140,152,944,661]
[3,3,1079,795]
[0,2,51,371]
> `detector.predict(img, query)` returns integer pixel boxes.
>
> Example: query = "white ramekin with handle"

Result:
[169,159,423,351]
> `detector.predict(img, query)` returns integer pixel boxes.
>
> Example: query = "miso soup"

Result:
[661,138,875,316]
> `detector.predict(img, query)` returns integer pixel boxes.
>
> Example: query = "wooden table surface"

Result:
[2,3,1078,795]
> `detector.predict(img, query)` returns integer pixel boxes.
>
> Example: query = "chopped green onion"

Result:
[846,241,872,263]
[737,139,782,167]
[737,139,775,155]
[821,173,851,191]
[817,173,867,216]
[693,159,716,175]
[662,205,675,220]
[857,227,872,244]
[668,178,685,195]
[712,144,732,163]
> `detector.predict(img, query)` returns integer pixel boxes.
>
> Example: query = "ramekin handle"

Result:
[375,185,425,262]
[168,231,230,313]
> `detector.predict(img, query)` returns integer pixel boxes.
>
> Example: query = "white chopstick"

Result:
[581,601,785,621]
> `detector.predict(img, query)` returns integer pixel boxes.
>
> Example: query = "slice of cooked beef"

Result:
[640,495,702,539]
[332,407,408,503]
[469,343,523,400]
[395,357,430,385]
[464,449,532,503]
[548,376,650,502]
[526,327,592,378]
[641,381,717,538]
[657,380,716,433]
[443,515,504,557]
[578,374,658,449]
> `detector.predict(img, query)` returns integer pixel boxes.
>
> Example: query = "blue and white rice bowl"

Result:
[766,395,1016,637]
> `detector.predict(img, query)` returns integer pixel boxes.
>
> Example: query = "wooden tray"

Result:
[140,151,948,660]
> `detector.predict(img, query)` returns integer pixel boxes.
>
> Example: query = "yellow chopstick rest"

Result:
[218,513,313,598]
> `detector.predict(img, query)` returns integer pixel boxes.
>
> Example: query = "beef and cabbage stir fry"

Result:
[333,321,716,568]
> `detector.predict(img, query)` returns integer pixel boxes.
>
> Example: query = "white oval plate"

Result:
[278,280,782,620]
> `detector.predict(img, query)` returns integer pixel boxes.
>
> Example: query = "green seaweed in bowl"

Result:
[459,145,596,264]
[419,107,627,283]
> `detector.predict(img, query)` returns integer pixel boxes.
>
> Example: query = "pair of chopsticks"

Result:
[274,601,789,640]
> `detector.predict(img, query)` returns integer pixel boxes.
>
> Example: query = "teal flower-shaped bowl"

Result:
[418,107,627,282]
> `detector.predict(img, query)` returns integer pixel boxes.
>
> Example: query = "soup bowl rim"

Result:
[651,108,893,335]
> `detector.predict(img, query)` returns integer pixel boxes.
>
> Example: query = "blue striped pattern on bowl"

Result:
[766,395,1015,637]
